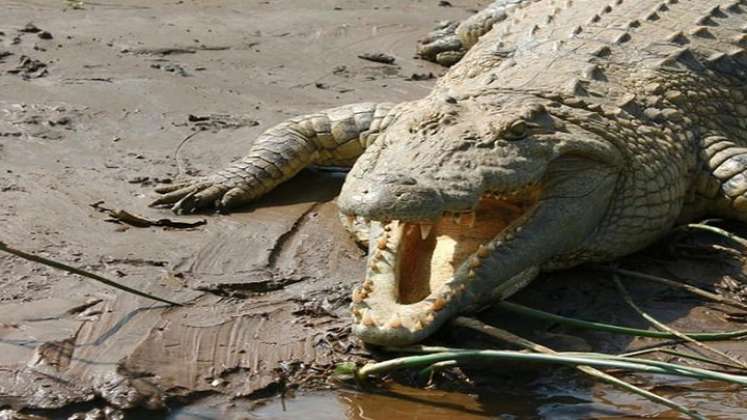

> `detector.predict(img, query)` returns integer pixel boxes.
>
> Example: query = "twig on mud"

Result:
[90,202,207,229]
[417,360,458,383]
[558,351,747,383]
[495,301,747,340]
[622,348,745,372]
[0,240,183,306]
[451,317,551,352]
[675,223,747,248]
[673,243,745,261]
[173,130,201,177]
[612,274,747,371]
[382,345,471,353]
[594,265,747,312]
[451,317,706,420]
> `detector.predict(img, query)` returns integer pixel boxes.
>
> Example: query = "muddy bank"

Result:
[1,1,747,419]
[0,0,475,415]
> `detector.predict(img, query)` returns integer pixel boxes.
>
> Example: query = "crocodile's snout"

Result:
[338,173,445,221]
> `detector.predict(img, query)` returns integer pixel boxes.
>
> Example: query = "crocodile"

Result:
[151,0,747,346]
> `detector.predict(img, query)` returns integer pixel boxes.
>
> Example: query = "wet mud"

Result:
[1,1,746,419]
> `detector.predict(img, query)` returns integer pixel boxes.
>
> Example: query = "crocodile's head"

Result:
[337,93,622,346]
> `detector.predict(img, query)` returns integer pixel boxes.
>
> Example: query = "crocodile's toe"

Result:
[434,50,465,67]
[150,178,230,213]
[416,20,465,66]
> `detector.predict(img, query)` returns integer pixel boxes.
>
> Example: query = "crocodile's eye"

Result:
[505,119,528,140]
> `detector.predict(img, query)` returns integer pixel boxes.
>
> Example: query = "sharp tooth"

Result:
[432,296,447,311]
[469,256,481,268]
[412,318,424,331]
[386,314,402,329]
[362,310,377,327]
[352,288,364,303]
[419,223,433,240]
[368,260,380,273]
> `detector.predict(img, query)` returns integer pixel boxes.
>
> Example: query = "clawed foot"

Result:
[416,20,466,67]
[150,175,248,213]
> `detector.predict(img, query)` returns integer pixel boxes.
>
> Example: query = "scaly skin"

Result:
[153,0,747,346]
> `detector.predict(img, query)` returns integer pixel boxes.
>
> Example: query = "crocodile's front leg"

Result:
[151,102,400,213]
[690,135,747,222]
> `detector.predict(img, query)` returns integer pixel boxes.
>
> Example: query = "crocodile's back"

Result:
[440,0,747,119]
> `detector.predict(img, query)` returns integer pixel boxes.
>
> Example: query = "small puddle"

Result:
[168,385,533,420]
[164,373,747,419]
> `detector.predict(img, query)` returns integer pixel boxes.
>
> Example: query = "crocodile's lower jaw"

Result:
[350,187,541,345]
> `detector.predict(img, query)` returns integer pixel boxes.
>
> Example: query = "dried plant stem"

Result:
[594,265,747,312]
[622,348,743,372]
[678,223,747,248]
[451,317,707,420]
[496,301,747,340]
[613,274,747,371]
[0,240,182,306]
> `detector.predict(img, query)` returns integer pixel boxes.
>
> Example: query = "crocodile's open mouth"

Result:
[350,185,542,345]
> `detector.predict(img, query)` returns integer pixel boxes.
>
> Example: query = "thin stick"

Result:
[559,352,747,383]
[174,131,200,177]
[674,243,745,260]
[496,301,747,340]
[452,317,554,353]
[677,223,747,248]
[417,360,458,382]
[613,275,747,371]
[0,240,182,306]
[622,348,744,372]
[594,265,747,312]
[451,317,706,420]
[383,345,472,354]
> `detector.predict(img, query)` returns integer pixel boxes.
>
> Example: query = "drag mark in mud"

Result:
[267,202,323,268]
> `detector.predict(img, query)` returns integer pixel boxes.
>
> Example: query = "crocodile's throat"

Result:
[350,186,542,345]
[396,192,538,303]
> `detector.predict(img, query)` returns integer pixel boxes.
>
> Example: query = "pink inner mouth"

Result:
[395,189,541,305]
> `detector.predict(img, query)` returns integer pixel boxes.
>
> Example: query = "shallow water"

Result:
[166,373,747,419]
